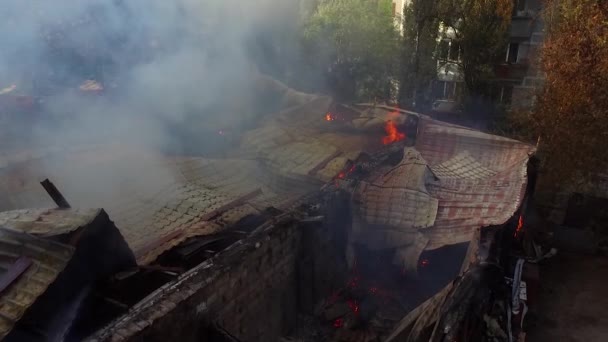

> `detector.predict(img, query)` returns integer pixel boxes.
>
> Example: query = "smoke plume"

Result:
[0,0,303,150]
[0,0,307,209]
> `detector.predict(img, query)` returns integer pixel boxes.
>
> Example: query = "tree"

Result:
[525,0,608,184]
[437,0,513,99]
[397,0,512,110]
[303,0,401,102]
[399,0,441,109]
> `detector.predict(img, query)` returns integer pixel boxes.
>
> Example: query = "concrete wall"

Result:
[89,216,346,342]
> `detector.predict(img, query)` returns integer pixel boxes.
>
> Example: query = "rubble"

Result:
[0,74,536,341]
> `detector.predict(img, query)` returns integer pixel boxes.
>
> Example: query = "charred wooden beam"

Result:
[209,322,242,342]
[139,265,185,274]
[40,178,71,208]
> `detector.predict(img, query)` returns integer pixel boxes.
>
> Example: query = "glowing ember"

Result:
[514,214,524,237]
[382,120,406,145]
[0,84,16,95]
[333,318,344,328]
[326,291,341,306]
[347,299,359,315]
[79,80,103,92]
[420,259,430,267]
[325,112,335,121]
[335,163,357,181]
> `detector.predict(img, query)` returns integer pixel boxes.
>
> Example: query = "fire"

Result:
[346,299,359,315]
[0,84,16,95]
[325,112,335,121]
[79,80,103,92]
[382,120,406,145]
[514,214,524,238]
[420,259,430,267]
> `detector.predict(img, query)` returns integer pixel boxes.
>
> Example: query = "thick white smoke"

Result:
[0,0,303,150]
[0,0,306,210]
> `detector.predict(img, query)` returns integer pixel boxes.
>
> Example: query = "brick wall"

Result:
[90,216,346,342]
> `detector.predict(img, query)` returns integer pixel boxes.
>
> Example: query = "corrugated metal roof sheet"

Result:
[0,99,533,271]
[0,148,321,264]
[0,226,74,340]
[418,117,533,249]
[355,148,438,230]
[342,111,533,271]
[0,208,100,237]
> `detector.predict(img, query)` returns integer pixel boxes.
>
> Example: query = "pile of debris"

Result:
[0,74,538,341]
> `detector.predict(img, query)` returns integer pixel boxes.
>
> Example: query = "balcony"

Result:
[436,60,463,82]
[510,17,535,39]
[495,63,530,80]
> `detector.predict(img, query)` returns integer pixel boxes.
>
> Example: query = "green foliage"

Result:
[303,0,401,102]
[397,0,512,109]
[437,0,513,98]
[399,0,441,109]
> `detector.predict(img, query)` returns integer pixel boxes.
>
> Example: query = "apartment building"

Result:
[502,0,545,108]
[431,0,545,109]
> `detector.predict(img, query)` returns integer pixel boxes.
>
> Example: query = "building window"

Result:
[437,39,461,61]
[433,81,461,100]
[449,41,462,62]
[437,40,450,60]
[445,82,456,100]
[501,86,514,105]
[513,0,526,16]
[433,81,446,99]
[506,43,519,63]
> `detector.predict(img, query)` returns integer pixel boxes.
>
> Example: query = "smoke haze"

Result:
[0,0,310,210]
[0,0,304,150]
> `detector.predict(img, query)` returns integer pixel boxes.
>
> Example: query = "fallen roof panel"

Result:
[0,226,74,340]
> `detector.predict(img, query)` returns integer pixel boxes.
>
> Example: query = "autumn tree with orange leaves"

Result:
[527,0,608,184]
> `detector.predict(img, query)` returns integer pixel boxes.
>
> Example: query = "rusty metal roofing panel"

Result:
[0,208,101,237]
[0,149,277,264]
[347,114,533,272]
[416,117,534,250]
[416,118,532,168]
[0,227,74,340]
[431,151,498,180]
[357,185,439,229]
[355,148,438,230]
[0,103,533,272]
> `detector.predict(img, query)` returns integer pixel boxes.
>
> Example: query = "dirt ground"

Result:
[527,252,608,342]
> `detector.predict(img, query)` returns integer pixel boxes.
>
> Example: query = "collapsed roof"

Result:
[0,74,535,341]
[0,75,534,271]
[0,208,135,340]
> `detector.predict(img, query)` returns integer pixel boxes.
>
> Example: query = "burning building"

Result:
[0,0,542,338]
[0,71,535,341]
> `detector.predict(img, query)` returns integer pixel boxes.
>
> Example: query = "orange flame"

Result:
[514,214,524,237]
[382,120,406,145]
[325,112,335,121]
[79,80,103,92]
